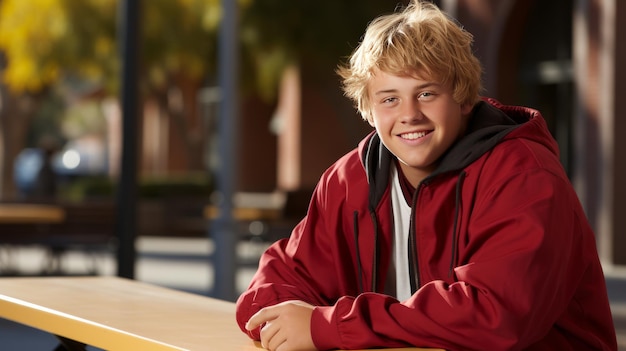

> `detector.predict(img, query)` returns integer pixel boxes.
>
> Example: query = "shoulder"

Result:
[487,136,565,179]
[319,148,368,192]
[466,137,576,211]
[310,146,372,212]
[318,131,378,190]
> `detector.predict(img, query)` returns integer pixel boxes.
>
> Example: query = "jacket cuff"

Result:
[311,306,341,350]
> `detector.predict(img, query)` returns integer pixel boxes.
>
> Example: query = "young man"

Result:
[236,1,618,350]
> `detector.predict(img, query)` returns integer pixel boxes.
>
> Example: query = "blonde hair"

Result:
[337,0,483,121]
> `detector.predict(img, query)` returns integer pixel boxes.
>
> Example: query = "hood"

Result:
[359,97,560,208]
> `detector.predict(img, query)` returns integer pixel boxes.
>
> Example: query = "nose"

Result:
[400,99,422,123]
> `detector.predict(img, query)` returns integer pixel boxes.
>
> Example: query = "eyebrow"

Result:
[373,82,441,96]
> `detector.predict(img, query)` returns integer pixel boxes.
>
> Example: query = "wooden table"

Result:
[0,276,440,351]
[0,203,65,223]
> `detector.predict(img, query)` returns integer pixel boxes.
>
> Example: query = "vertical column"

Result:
[609,0,626,265]
[276,66,302,191]
[597,0,615,266]
[576,0,626,266]
[573,0,598,240]
[573,0,605,265]
[211,0,239,300]
[116,0,141,279]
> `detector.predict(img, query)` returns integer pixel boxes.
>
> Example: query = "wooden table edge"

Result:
[0,294,184,351]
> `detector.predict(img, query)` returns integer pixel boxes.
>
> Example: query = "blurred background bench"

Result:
[0,201,116,275]
[0,187,313,276]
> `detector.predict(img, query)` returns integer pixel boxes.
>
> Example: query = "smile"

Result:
[400,131,428,140]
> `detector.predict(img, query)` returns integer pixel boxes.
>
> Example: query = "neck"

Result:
[397,160,433,188]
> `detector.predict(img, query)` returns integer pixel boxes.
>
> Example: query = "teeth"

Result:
[401,131,427,140]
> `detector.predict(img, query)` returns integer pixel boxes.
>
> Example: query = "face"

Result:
[367,69,473,186]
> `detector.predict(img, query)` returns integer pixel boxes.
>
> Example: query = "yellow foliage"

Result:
[0,0,279,99]
[0,0,68,93]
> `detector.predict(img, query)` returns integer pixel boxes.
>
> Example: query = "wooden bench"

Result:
[0,276,441,351]
[0,203,65,224]
[204,188,314,243]
[43,201,117,274]
[0,201,116,275]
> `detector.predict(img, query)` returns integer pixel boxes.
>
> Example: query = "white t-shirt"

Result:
[390,164,413,301]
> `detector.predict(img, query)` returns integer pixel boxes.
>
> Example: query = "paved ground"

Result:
[0,237,624,350]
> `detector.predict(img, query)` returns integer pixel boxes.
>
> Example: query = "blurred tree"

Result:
[0,0,399,196]
[0,0,398,109]
[0,0,222,95]
[239,0,400,101]
[27,88,66,147]
[0,0,222,193]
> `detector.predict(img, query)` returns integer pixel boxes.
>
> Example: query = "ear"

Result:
[461,103,474,116]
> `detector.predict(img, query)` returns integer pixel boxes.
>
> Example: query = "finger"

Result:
[246,306,278,331]
[264,323,287,351]
[260,321,279,350]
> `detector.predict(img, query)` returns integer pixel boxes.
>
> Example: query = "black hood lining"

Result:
[362,134,393,211]
[434,101,521,176]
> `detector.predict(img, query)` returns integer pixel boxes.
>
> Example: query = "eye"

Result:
[418,92,436,101]
[382,96,398,104]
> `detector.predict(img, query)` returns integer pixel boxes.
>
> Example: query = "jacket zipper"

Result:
[353,209,380,294]
[408,184,421,293]
[449,171,466,278]
[408,172,466,293]
[369,209,380,292]
[353,211,364,293]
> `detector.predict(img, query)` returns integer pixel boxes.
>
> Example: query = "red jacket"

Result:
[236,99,617,350]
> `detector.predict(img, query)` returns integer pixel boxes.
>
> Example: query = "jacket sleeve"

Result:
[310,167,608,350]
[235,176,363,341]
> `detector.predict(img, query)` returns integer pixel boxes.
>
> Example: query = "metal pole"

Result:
[210,0,239,301]
[116,0,140,279]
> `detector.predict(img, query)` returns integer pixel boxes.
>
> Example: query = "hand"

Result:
[245,300,316,351]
